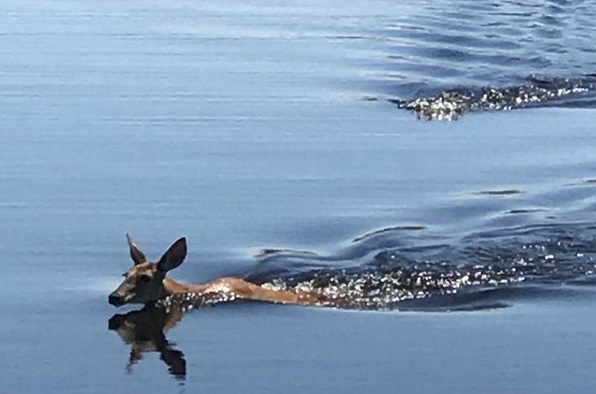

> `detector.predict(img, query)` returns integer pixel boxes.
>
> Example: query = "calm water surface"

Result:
[1,0,596,393]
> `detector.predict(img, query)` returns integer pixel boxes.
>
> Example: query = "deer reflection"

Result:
[108,303,187,380]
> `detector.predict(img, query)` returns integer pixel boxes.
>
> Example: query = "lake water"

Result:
[1,0,596,392]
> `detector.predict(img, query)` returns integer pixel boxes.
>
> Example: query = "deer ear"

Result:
[157,237,187,273]
[126,234,147,265]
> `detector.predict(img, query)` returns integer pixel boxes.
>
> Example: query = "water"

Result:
[1,0,596,392]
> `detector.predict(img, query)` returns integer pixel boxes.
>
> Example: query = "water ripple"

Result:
[350,0,596,119]
[248,222,596,311]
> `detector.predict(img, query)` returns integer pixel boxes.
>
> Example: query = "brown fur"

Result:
[108,235,324,308]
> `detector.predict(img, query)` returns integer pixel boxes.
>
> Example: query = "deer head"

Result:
[108,234,187,307]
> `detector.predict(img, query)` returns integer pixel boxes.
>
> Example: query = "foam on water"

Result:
[244,222,596,311]
[391,76,596,120]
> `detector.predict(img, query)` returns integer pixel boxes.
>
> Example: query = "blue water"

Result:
[1,0,596,393]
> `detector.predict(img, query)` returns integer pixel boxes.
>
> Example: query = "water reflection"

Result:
[108,304,187,381]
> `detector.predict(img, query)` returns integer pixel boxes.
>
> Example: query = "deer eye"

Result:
[138,275,151,283]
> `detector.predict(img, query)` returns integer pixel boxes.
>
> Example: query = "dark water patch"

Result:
[475,189,522,196]
[389,285,586,312]
[253,247,320,259]
[352,225,426,243]
[507,208,547,215]
[359,95,379,101]
[563,179,596,187]
[566,275,596,287]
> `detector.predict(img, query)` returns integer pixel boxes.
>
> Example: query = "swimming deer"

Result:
[108,234,325,308]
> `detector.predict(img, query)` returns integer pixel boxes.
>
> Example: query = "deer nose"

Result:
[108,293,125,307]
[108,314,126,330]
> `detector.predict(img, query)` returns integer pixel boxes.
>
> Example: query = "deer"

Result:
[108,234,326,308]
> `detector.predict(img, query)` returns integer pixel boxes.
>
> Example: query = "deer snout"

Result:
[108,292,126,307]
[108,314,127,330]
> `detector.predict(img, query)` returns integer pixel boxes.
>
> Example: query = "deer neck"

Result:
[162,276,209,297]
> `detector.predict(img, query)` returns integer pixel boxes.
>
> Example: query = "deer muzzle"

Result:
[108,292,126,307]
